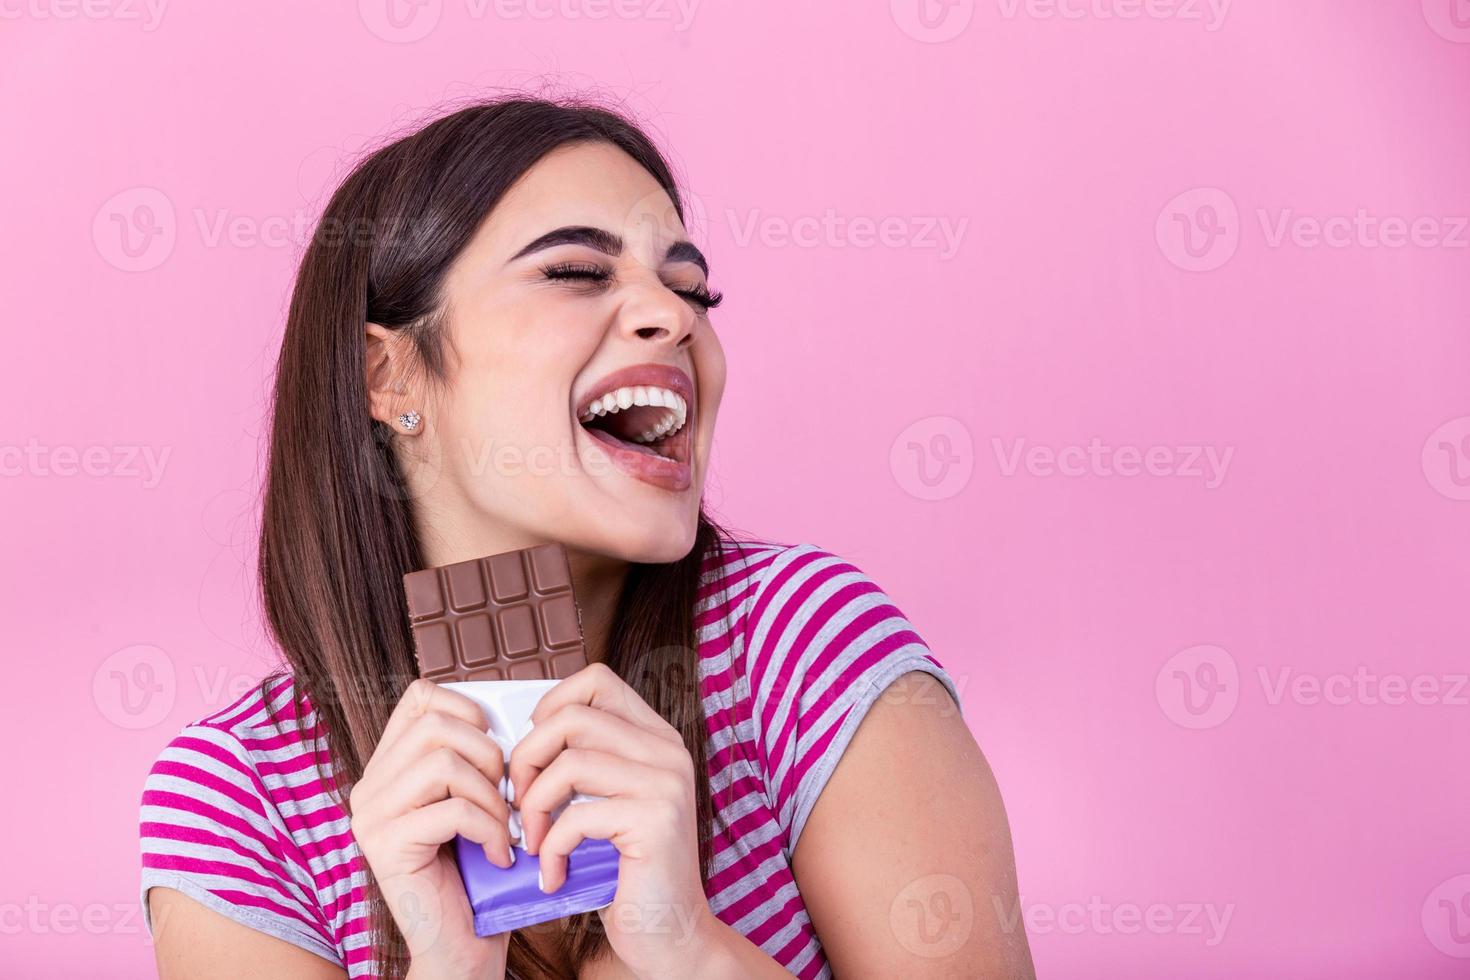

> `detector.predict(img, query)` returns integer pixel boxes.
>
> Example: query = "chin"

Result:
[600,506,700,565]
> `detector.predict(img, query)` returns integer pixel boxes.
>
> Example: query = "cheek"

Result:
[695,335,728,420]
[450,386,551,446]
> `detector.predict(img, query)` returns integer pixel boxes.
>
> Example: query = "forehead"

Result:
[482,141,686,254]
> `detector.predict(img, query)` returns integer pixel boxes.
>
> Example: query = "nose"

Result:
[617,282,696,349]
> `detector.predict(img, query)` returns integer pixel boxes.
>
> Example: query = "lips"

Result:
[574,363,695,492]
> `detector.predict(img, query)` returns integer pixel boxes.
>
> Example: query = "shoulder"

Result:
[707,539,965,852]
[142,673,318,797]
[739,541,957,710]
[139,673,342,963]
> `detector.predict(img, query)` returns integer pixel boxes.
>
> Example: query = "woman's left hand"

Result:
[508,662,722,980]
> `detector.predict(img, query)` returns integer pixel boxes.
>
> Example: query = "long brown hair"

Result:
[256,93,734,978]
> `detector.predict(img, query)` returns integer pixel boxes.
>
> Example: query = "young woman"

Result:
[138,95,1035,979]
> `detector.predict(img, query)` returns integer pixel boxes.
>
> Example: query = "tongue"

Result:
[585,422,666,458]
[610,431,661,457]
[582,404,669,456]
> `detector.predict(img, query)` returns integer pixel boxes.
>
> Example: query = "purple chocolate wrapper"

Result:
[454,832,620,935]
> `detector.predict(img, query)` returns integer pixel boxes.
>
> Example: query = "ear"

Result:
[364,322,419,430]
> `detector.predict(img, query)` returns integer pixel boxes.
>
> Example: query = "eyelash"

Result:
[540,262,724,312]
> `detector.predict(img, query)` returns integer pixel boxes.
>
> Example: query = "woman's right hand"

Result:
[348,679,515,979]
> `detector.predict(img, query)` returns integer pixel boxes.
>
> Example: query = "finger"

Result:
[376,679,488,756]
[394,796,515,868]
[373,709,506,796]
[530,663,670,734]
[519,750,676,852]
[380,746,511,826]
[535,799,645,893]
[507,704,680,805]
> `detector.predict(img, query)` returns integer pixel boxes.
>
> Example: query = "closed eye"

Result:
[540,262,723,313]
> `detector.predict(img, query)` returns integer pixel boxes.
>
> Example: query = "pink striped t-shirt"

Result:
[138,538,962,978]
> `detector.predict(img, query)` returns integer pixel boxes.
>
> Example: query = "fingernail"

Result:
[537,868,546,893]
[507,845,516,867]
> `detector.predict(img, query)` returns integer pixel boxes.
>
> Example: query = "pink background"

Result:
[4,1,1468,976]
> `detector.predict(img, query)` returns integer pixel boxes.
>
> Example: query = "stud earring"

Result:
[397,410,422,432]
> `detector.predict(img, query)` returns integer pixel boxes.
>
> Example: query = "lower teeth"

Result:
[592,427,677,462]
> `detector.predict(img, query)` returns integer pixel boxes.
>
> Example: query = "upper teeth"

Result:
[578,385,689,444]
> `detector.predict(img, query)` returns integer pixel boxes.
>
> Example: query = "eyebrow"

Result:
[508,225,710,276]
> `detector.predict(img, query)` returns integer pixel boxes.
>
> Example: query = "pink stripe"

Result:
[744,555,839,778]
[149,760,267,820]
[208,888,336,949]
[142,852,329,941]
[705,821,785,893]
[236,730,321,753]
[788,651,940,798]
[757,578,895,769]
[715,865,799,925]
[172,732,278,802]
[770,624,922,794]
[696,557,777,625]
[745,551,833,713]
[141,821,318,919]
[744,890,810,948]
[143,785,322,900]
[254,749,323,779]
[766,604,913,789]
[278,800,350,837]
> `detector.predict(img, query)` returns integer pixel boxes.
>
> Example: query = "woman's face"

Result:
[384,141,726,565]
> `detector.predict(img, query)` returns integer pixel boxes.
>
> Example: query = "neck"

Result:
[563,546,628,665]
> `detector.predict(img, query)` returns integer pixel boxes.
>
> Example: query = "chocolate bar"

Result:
[403,543,587,681]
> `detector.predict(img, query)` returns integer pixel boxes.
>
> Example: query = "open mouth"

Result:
[576,384,691,465]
